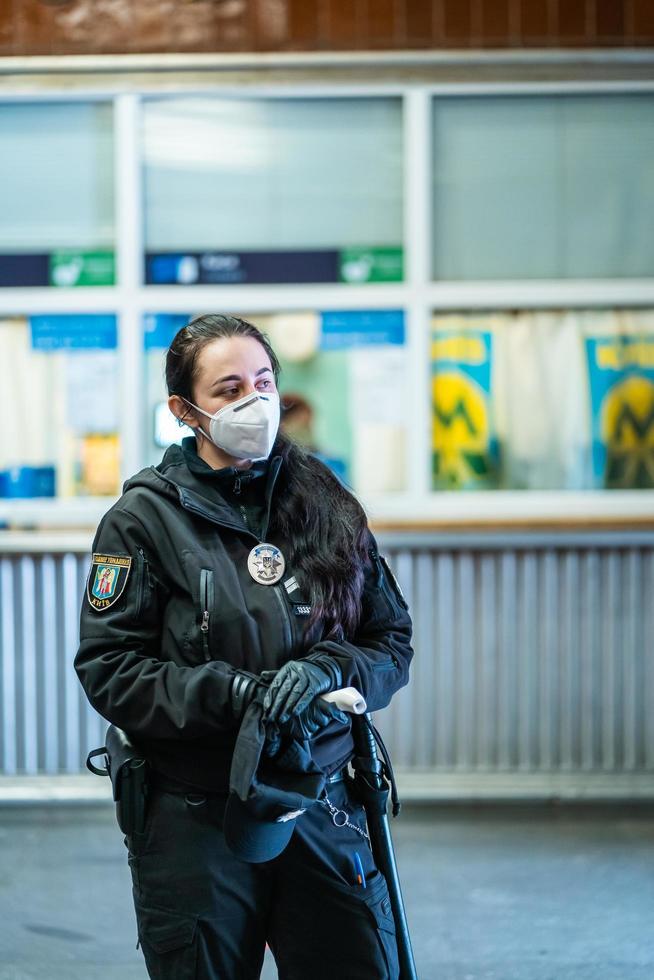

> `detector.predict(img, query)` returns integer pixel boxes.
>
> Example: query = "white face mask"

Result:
[185,390,280,460]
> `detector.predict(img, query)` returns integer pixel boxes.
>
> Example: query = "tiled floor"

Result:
[0,802,652,979]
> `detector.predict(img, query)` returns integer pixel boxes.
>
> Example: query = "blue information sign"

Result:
[29,315,117,351]
[319,310,405,350]
[144,314,191,350]
[146,250,339,285]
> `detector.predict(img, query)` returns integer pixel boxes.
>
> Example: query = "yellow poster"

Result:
[79,434,120,496]
[431,316,500,490]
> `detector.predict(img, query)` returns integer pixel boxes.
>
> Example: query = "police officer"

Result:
[75,313,414,979]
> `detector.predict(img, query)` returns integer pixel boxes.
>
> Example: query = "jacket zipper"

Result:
[368,547,406,628]
[368,547,384,587]
[272,583,294,656]
[136,547,148,617]
[184,496,294,658]
[368,546,395,620]
[199,568,214,662]
[178,469,295,660]
[232,473,253,531]
[173,455,283,542]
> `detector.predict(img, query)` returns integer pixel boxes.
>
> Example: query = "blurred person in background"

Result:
[279,391,319,453]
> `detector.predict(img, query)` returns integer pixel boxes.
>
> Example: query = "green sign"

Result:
[339,247,403,284]
[50,251,115,287]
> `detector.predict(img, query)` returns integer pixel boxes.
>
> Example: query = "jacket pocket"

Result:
[199,569,214,662]
[134,901,198,977]
[367,548,408,623]
[378,554,409,612]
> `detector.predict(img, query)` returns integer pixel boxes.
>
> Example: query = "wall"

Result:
[1,0,653,58]
[2,530,653,800]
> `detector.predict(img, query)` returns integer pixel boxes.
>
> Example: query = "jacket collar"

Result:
[179,436,269,486]
[144,440,284,540]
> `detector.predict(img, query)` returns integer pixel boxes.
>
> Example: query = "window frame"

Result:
[0,78,652,527]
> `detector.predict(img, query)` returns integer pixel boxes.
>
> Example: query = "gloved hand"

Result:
[230,669,265,721]
[261,654,342,725]
[262,697,348,760]
[279,696,348,740]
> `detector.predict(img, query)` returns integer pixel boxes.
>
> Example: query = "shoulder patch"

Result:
[87,554,132,612]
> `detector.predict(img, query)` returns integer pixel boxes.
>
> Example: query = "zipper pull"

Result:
[368,547,383,587]
[137,546,149,573]
[233,475,241,495]
[200,610,210,633]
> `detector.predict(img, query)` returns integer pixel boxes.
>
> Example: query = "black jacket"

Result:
[75,439,414,792]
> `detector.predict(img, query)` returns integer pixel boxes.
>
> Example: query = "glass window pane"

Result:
[143,98,403,284]
[431,309,654,491]
[144,310,408,494]
[0,316,120,498]
[432,95,654,280]
[0,102,115,287]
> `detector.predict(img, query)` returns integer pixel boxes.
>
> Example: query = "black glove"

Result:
[230,669,263,721]
[280,696,348,739]
[261,654,342,725]
[263,698,349,760]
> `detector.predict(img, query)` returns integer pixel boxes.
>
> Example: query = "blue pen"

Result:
[353,851,366,889]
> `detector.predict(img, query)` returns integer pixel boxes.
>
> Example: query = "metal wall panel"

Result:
[0,551,101,775]
[0,534,652,796]
[375,535,654,784]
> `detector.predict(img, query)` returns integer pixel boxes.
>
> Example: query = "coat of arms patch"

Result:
[87,554,132,612]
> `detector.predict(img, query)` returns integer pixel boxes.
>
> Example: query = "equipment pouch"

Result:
[86,725,149,837]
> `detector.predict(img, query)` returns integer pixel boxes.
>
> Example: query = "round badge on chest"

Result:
[247,543,286,585]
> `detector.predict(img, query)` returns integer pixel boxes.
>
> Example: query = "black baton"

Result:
[351,712,418,980]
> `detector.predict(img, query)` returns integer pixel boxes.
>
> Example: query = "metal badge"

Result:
[247,543,286,585]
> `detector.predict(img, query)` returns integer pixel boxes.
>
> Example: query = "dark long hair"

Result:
[165,313,369,641]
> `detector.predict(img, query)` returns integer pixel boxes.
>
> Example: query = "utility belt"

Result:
[149,765,348,798]
[326,766,348,785]
[87,726,348,836]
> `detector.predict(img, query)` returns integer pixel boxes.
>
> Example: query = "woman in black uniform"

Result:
[75,313,414,979]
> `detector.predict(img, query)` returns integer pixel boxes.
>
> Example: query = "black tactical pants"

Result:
[125,773,399,979]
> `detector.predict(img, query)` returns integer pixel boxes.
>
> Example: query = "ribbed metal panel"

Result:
[377,538,654,777]
[0,552,103,775]
[0,534,652,790]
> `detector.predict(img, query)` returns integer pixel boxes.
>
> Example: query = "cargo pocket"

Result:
[359,870,399,980]
[135,902,198,980]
